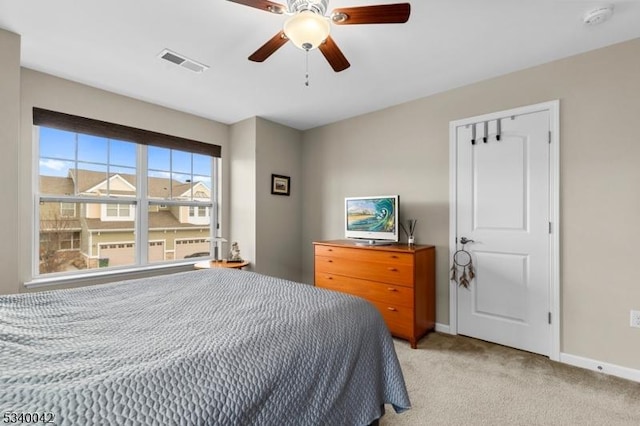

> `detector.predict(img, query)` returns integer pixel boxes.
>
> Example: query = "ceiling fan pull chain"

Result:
[305,50,310,87]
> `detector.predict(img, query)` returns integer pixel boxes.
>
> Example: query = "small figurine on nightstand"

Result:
[228,242,243,262]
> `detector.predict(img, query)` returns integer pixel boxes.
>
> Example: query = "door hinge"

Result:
[548,131,552,144]
[549,222,552,234]
[548,312,552,324]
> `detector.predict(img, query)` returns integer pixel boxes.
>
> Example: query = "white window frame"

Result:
[32,126,219,285]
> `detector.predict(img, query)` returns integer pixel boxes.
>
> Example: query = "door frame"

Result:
[448,100,560,361]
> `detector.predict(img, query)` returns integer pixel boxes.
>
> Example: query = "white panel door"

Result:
[456,110,551,356]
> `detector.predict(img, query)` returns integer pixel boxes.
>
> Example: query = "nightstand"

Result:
[193,260,250,270]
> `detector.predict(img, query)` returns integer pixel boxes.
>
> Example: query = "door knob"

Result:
[460,237,475,245]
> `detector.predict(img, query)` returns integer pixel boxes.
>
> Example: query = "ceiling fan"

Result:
[227,0,411,72]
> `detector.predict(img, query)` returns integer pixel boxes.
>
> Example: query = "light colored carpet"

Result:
[381,333,640,425]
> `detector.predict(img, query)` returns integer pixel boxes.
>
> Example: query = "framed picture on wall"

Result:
[271,174,290,196]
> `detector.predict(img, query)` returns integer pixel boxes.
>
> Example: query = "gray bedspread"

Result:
[0,269,410,425]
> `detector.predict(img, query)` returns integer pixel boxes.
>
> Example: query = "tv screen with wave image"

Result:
[345,195,399,245]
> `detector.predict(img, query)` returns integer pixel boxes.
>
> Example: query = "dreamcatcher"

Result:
[450,238,475,289]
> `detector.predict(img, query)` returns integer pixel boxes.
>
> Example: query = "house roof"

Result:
[84,211,207,231]
[40,172,211,231]
[41,170,209,199]
[40,219,82,232]
[39,175,75,196]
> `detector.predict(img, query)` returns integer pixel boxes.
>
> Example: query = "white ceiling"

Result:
[1,1,639,130]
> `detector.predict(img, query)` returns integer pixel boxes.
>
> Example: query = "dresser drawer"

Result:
[315,245,413,266]
[315,272,413,308]
[315,255,414,287]
[369,300,413,338]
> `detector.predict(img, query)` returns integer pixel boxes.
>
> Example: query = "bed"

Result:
[0,269,410,425]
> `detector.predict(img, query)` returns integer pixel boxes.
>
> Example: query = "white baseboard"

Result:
[560,352,640,383]
[435,322,451,334]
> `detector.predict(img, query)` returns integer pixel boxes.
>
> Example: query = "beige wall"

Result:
[229,117,303,281]
[86,204,101,219]
[255,118,303,282]
[229,118,257,268]
[302,38,640,370]
[0,30,21,295]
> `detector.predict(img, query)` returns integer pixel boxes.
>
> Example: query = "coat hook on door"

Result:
[496,118,502,141]
[483,121,488,143]
[471,123,476,145]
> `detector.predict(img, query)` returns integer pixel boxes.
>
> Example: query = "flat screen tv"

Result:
[345,195,399,245]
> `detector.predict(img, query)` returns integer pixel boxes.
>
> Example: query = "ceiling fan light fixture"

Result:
[283,10,330,51]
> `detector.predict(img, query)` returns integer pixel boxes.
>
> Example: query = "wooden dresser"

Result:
[314,240,435,348]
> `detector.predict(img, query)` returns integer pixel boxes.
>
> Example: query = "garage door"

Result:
[100,241,165,265]
[149,241,165,262]
[98,242,135,267]
[175,239,210,259]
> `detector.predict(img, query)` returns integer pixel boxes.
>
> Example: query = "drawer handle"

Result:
[390,255,398,258]
[326,276,333,280]
[387,287,398,292]
[387,307,397,312]
[327,248,333,251]
[327,259,333,263]
[388,267,398,272]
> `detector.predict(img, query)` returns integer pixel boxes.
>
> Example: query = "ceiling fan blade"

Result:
[248,31,289,62]
[331,3,411,25]
[226,0,286,14]
[319,36,350,72]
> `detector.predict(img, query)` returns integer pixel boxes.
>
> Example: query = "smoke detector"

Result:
[583,5,614,26]
[158,49,209,73]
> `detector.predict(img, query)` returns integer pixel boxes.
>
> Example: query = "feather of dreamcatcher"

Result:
[459,268,469,288]
[468,264,475,281]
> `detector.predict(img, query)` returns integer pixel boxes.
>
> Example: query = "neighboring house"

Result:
[39,169,211,273]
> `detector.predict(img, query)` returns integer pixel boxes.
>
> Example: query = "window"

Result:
[189,206,209,217]
[60,202,76,217]
[34,108,221,278]
[103,203,134,220]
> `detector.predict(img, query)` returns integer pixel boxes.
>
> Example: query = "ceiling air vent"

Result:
[158,49,209,73]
